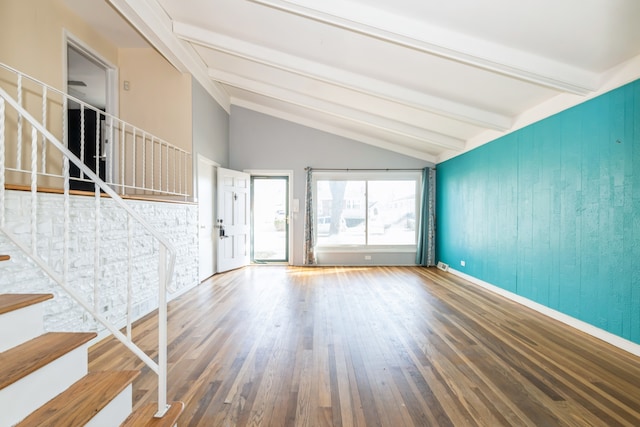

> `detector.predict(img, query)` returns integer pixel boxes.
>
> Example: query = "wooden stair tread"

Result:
[0,255,9,261]
[0,331,96,390]
[0,293,53,315]
[16,370,140,426]
[121,401,185,427]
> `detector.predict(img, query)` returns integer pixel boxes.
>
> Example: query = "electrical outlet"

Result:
[460,260,466,267]
[364,255,372,260]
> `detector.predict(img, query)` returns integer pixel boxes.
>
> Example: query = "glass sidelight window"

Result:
[251,176,289,263]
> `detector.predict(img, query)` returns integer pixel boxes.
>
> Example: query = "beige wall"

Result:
[118,49,192,152]
[0,0,118,91]
[0,0,193,195]
[0,0,119,187]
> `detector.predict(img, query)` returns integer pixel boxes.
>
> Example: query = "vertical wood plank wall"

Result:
[436,79,640,344]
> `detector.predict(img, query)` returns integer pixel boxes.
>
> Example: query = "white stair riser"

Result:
[0,303,44,352]
[0,343,89,426]
[85,384,133,427]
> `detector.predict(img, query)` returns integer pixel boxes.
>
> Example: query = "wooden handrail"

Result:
[3,184,195,205]
[0,255,10,262]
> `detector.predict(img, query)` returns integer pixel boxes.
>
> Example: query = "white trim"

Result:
[447,268,640,358]
[232,98,437,163]
[437,54,640,164]
[63,30,120,184]
[175,22,511,131]
[195,154,221,202]
[249,0,598,95]
[312,170,421,250]
[210,68,465,152]
[107,0,231,112]
[245,169,294,266]
[64,30,119,116]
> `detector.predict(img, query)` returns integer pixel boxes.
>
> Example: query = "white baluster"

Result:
[94,182,101,315]
[177,150,181,196]
[30,127,37,255]
[142,131,146,190]
[158,140,162,192]
[108,117,114,184]
[80,105,85,180]
[185,153,189,197]
[157,245,168,417]
[150,136,155,192]
[63,97,69,284]
[63,154,70,284]
[16,74,22,170]
[132,128,136,190]
[121,123,125,194]
[62,97,68,147]
[0,98,5,227]
[41,86,47,173]
[127,214,133,340]
[95,111,100,178]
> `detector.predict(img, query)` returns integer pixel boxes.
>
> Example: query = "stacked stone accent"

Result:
[0,190,198,332]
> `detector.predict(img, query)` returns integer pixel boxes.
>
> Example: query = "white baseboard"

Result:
[447,268,640,358]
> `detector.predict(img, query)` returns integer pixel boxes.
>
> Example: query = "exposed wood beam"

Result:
[107,0,231,112]
[212,68,465,152]
[232,98,438,163]
[249,0,599,95]
[173,22,513,131]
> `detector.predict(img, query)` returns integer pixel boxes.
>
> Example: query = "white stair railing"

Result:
[0,62,191,199]
[0,87,173,416]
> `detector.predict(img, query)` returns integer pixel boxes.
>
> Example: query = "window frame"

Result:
[312,171,422,251]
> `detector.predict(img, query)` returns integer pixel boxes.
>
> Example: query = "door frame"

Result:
[64,31,119,182]
[197,154,220,280]
[246,169,293,265]
[64,31,119,117]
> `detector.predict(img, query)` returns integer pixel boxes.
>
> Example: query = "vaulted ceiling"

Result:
[66,0,640,163]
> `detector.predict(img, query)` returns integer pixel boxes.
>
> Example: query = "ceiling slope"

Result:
[96,0,640,162]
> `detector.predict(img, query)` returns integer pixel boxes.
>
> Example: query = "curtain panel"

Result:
[303,167,316,265]
[416,167,436,266]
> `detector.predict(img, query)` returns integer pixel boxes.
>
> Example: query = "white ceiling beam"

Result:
[174,22,512,131]
[107,0,231,112]
[250,0,600,95]
[232,98,438,163]
[211,68,466,152]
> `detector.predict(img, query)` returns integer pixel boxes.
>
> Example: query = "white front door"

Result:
[198,156,217,281]
[217,168,250,272]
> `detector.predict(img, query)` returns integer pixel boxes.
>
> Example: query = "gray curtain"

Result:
[303,167,316,265]
[416,167,436,266]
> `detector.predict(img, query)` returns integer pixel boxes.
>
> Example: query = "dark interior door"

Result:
[67,108,106,191]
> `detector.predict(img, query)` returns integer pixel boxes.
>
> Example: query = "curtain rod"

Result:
[305,167,426,172]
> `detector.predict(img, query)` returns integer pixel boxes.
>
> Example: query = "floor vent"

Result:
[437,261,449,272]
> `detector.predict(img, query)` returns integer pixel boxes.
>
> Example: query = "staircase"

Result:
[0,268,183,426]
[0,62,187,425]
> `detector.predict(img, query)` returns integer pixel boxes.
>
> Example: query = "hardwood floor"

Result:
[88,266,640,426]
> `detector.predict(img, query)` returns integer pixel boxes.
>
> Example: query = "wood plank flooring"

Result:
[88,266,640,426]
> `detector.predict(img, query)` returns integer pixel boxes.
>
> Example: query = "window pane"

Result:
[316,180,365,245]
[252,177,288,261]
[367,180,416,245]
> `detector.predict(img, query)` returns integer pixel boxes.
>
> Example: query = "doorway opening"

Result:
[197,156,218,281]
[251,175,289,263]
[65,36,117,191]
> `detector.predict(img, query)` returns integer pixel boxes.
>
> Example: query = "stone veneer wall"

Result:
[0,190,198,333]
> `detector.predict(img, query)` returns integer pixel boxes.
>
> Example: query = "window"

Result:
[313,171,420,248]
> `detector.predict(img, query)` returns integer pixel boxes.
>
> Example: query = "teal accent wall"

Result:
[437,80,640,344]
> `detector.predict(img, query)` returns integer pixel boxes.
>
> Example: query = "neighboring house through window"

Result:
[313,171,421,249]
